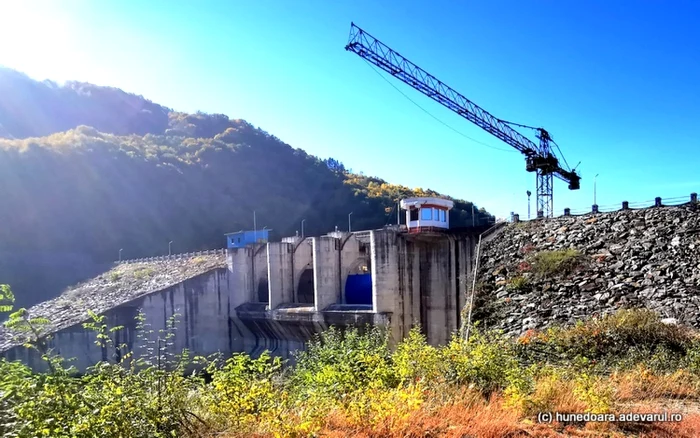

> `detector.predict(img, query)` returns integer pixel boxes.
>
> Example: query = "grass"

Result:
[507,275,529,291]
[132,267,155,280]
[530,248,584,277]
[192,256,206,265]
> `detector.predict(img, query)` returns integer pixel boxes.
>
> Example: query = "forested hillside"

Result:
[0,67,493,308]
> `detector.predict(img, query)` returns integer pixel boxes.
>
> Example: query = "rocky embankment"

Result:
[0,253,226,351]
[473,204,700,336]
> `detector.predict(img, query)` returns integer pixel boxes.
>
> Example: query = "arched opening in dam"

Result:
[257,278,269,303]
[297,268,314,304]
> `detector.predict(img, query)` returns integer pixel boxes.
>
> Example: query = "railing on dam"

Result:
[116,248,227,264]
[512,192,698,222]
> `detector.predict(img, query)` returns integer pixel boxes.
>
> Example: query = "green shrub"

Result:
[133,267,155,280]
[71,362,204,438]
[684,339,700,374]
[443,328,531,396]
[392,327,442,385]
[572,372,615,413]
[202,351,283,431]
[0,283,14,313]
[1,308,212,438]
[290,326,397,400]
[530,248,583,277]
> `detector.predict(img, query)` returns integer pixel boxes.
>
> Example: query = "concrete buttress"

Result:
[267,242,294,309]
[228,247,254,307]
[312,236,341,311]
[370,230,399,313]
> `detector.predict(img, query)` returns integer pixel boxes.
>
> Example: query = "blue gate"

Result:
[345,274,372,305]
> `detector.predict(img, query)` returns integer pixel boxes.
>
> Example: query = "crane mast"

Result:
[345,23,580,218]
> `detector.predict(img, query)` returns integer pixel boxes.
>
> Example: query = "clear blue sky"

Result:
[1,1,698,219]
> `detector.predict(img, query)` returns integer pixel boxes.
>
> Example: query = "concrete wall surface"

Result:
[2,230,479,372]
[3,268,234,372]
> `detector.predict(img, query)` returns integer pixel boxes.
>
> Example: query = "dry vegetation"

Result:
[1,303,700,437]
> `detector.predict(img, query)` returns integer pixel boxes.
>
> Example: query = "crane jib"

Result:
[349,43,536,156]
[345,23,581,214]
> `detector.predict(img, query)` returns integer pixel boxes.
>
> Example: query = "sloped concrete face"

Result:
[3,269,235,373]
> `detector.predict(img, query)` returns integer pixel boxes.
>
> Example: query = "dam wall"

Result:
[1,229,478,371]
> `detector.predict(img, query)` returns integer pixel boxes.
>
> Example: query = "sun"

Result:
[0,1,80,82]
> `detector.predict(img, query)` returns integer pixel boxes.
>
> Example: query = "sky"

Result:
[0,0,698,219]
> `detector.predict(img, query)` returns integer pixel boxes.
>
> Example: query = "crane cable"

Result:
[362,59,516,154]
[502,119,574,173]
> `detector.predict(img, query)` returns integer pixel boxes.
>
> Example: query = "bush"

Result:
[517,309,695,367]
[0,362,84,438]
[517,368,614,416]
[392,327,442,385]
[530,248,583,278]
[686,340,700,374]
[3,307,700,437]
[290,326,397,400]
[442,329,532,397]
[0,283,14,313]
[202,351,283,432]
[73,362,205,438]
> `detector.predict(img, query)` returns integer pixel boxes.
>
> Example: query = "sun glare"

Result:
[0,1,81,82]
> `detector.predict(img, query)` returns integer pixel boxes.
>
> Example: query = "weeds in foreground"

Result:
[1,287,699,437]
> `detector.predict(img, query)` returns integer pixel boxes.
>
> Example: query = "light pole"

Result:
[594,174,599,206]
[253,210,257,242]
[168,241,173,256]
[348,212,353,233]
[471,205,475,227]
[526,190,532,219]
[301,219,306,239]
[119,248,123,262]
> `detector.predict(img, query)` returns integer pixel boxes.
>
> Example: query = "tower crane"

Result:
[345,23,580,218]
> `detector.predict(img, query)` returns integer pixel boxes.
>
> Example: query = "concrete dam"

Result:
[1,203,491,371]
